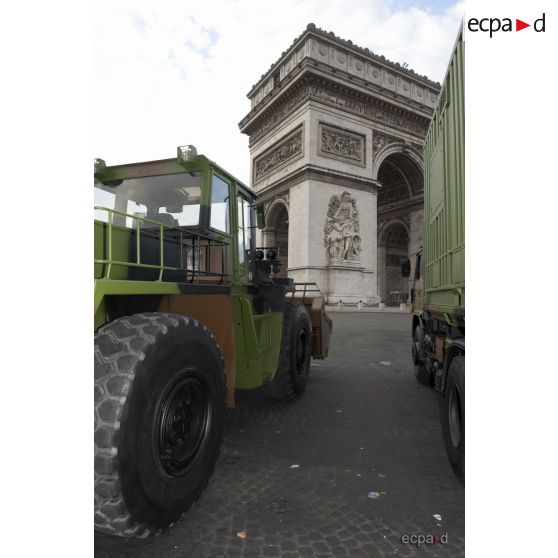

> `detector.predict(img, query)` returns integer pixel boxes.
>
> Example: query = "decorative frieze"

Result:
[311,83,428,136]
[253,127,304,182]
[247,86,310,146]
[324,191,362,262]
[319,123,365,166]
[246,79,429,146]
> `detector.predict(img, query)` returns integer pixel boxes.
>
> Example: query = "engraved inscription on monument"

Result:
[319,123,365,166]
[324,191,362,263]
[253,126,304,182]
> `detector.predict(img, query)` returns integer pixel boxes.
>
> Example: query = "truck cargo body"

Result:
[407,25,465,480]
[423,29,465,316]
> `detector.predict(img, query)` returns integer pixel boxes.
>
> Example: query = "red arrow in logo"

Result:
[516,19,530,31]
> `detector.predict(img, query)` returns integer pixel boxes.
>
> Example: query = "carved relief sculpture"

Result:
[319,123,365,166]
[324,191,362,262]
[254,128,303,182]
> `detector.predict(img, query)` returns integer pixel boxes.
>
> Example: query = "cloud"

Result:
[95,0,463,184]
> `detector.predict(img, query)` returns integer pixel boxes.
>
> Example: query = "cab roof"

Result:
[94,152,256,199]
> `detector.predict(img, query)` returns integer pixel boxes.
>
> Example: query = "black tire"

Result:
[413,325,431,385]
[94,313,226,537]
[262,300,312,400]
[440,355,465,482]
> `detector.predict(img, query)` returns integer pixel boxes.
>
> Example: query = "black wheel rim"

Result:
[295,328,308,375]
[155,370,211,477]
[448,383,463,449]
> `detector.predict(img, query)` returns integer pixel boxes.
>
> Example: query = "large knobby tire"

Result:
[440,355,465,482]
[94,313,226,537]
[413,325,431,386]
[262,300,312,401]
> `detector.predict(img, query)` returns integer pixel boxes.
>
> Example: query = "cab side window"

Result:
[237,194,252,269]
[237,196,246,265]
[210,175,230,233]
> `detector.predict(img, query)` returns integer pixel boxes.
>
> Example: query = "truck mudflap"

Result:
[287,283,333,359]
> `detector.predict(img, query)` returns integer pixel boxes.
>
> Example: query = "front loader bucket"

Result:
[287,283,333,359]
[307,296,333,359]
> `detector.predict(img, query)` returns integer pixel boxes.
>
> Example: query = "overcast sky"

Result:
[95,0,464,184]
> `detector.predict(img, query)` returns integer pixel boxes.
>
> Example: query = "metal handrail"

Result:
[94,207,229,283]
[287,282,323,298]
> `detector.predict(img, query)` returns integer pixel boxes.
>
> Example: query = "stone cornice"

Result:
[240,72,432,146]
[255,163,381,204]
[241,58,434,131]
[247,23,440,102]
[287,265,375,274]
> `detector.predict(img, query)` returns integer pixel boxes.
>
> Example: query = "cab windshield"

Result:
[94,172,202,229]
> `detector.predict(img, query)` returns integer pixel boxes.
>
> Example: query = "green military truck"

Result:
[402,26,464,481]
[94,145,332,537]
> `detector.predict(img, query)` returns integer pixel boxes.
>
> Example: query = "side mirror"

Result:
[256,204,266,229]
[401,258,411,278]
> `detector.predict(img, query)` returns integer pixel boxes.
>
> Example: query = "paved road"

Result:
[95,312,465,557]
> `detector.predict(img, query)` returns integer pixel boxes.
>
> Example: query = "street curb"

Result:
[326,307,411,314]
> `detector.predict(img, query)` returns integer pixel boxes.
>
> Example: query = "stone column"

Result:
[287,180,379,304]
[377,241,387,302]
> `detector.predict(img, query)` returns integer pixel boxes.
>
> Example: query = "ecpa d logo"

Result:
[468,13,546,37]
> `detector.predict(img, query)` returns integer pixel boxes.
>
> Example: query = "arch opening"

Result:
[265,202,289,278]
[376,151,423,304]
[378,222,410,304]
[377,152,423,207]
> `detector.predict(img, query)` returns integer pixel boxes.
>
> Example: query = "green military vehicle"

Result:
[402,27,464,481]
[94,145,332,537]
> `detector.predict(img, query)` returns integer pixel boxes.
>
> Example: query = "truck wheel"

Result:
[263,300,312,401]
[94,313,226,537]
[413,325,431,385]
[440,355,465,482]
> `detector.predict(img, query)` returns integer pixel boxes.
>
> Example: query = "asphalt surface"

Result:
[95,312,465,557]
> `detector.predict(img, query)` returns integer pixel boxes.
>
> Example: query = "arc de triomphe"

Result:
[239,24,440,304]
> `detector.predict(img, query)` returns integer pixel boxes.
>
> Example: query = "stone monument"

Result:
[239,24,439,304]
